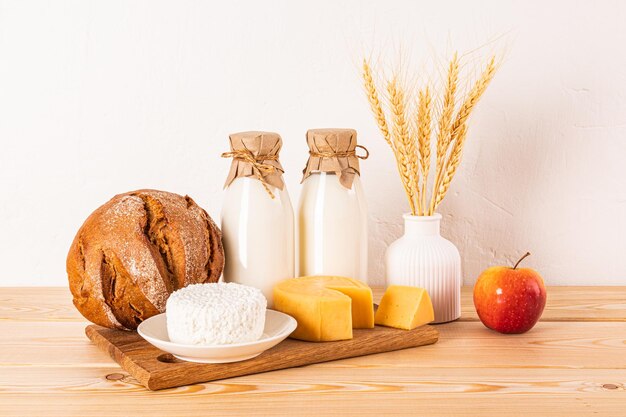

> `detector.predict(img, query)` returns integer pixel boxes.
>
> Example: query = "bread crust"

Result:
[67,190,224,330]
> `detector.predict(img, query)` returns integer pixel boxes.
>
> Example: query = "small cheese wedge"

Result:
[374,285,434,330]
[273,276,374,342]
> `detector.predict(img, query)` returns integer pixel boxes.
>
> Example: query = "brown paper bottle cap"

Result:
[222,131,285,198]
[301,128,368,189]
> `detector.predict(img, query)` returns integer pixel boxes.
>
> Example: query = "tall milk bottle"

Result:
[221,131,294,306]
[298,128,369,283]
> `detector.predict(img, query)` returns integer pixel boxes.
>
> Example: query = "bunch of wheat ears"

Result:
[362,53,498,216]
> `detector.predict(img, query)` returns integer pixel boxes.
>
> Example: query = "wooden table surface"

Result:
[1,286,625,416]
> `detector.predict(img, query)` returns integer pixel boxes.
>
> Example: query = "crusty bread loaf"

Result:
[67,190,224,330]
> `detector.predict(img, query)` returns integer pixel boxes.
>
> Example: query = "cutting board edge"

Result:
[87,323,440,391]
[146,325,439,390]
[85,325,152,387]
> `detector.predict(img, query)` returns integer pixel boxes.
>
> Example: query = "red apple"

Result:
[473,252,546,334]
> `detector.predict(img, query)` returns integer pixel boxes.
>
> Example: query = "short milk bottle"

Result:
[221,131,294,306]
[298,128,369,283]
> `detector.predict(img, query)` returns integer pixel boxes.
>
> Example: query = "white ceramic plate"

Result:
[137,310,297,364]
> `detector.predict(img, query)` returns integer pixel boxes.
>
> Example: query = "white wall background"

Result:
[1,0,625,287]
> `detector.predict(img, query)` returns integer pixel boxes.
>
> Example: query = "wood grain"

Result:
[86,323,439,390]
[459,286,626,322]
[3,365,626,395]
[3,286,626,322]
[1,286,626,416]
[3,321,625,369]
[2,391,625,417]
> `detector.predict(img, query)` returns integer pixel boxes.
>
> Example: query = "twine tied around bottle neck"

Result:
[302,129,367,189]
[221,150,280,199]
[308,144,370,161]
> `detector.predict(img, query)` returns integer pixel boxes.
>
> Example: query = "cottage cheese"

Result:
[166,282,267,345]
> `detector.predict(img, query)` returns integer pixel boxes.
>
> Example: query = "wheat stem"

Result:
[433,123,468,208]
[362,60,393,150]
[429,53,459,215]
[432,55,497,213]
[417,86,432,215]
[387,77,418,215]
[362,53,498,217]
[363,60,415,213]
[362,60,415,214]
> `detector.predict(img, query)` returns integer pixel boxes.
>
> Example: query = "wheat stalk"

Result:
[433,123,468,208]
[435,53,459,161]
[450,56,497,141]
[387,77,419,215]
[362,52,498,216]
[362,60,393,150]
[363,60,417,214]
[431,56,497,212]
[416,86,432,215]
[429,54,459,214]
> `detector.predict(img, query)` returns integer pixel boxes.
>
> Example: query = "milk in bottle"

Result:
[221,131,294,306]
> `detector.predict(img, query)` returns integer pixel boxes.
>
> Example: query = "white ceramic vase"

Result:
[385,213,461,323]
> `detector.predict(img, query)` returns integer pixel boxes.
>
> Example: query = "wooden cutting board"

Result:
[86,323,439,390]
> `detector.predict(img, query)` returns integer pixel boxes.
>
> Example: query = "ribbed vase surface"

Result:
[385,213,461,323]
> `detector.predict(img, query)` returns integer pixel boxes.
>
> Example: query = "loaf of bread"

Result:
[67,190,224,330]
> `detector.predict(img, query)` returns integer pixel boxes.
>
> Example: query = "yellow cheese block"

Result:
[273,276,374,342]
[374,285,434,330]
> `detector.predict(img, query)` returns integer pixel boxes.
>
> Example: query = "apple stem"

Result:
[513,252,531,269]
